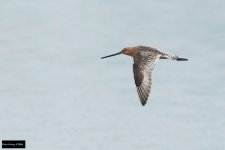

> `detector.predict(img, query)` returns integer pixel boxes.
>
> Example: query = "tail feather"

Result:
[176,57,188,61]
[160,54,188,61]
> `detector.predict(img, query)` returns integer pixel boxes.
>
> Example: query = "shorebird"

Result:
[101,46,188,106]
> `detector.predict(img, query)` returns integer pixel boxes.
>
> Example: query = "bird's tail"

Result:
[160,54,188,61]
[176,57,188,61]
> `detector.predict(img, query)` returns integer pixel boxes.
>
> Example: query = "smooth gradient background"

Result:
[0,0,225,150]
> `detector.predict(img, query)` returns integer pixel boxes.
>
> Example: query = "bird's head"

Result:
[101,47,138,59]
[121,47,133,56]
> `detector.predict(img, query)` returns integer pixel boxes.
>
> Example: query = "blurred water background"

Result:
[0,0,225,150]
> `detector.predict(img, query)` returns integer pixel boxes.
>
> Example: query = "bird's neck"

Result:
[126,50,140,58]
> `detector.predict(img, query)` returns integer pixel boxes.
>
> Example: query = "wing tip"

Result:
[141,101,146,106]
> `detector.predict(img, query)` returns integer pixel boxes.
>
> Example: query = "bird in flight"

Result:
[101,46,188,106]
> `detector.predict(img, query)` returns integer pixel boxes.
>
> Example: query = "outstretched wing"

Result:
[133,55,160,106]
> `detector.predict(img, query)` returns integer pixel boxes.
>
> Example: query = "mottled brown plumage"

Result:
[101,46,188,106]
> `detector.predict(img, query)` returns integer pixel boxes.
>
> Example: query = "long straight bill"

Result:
[101,51,122,59]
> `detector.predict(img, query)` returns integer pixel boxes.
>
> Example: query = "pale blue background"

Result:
[0,0,225,150]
